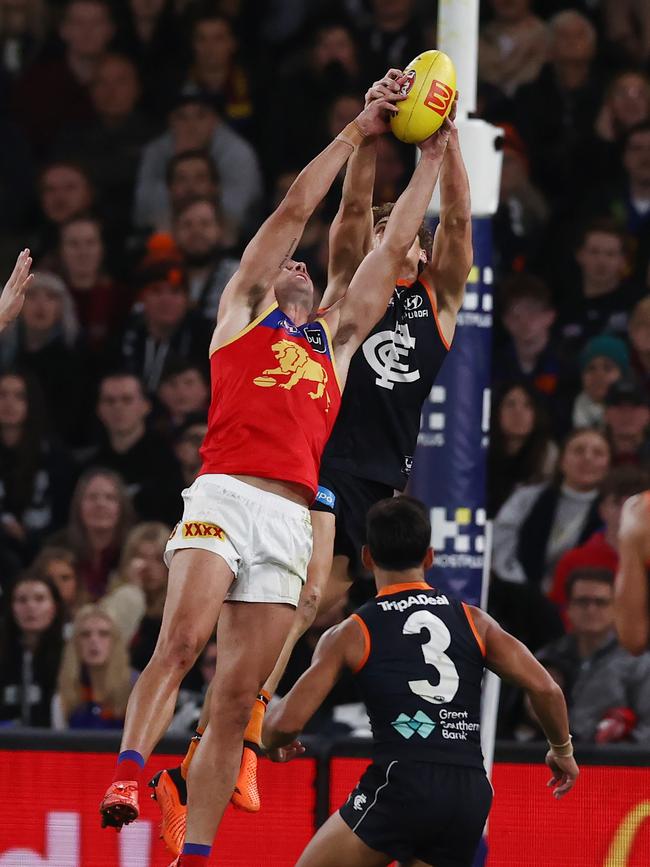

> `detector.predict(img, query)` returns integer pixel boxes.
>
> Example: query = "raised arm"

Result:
[262,618,364,751]
[615,495,650,655]
[323,70,405,309]
[0,250,32,333]
[471,606,579,799]
[326,121,451,368]
[423,112,472,345]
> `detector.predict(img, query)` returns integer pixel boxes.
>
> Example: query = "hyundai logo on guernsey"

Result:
[391,710,436,739]
[315,486,336,509]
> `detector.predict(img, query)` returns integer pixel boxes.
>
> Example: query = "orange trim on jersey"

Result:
[462,602,486,657]
[376,581,432,597]
[419,275,452,352]
[396,278,414,287]
[316,314,342,393]
[211,302,278,355]
[350,613,371,673]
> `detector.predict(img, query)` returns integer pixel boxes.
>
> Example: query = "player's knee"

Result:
[155,627,203,674]
[211,681,258,733]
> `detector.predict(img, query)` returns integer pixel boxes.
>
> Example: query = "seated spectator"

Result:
[479,0,549,97]
[168,637,216,733]
[30,545,86,634]
[183,12,254,137]
[0,370,74,564]
[171,197,239,319]
[492,428,610,592]
[49,468,133,600]
[594,71,650,152]
[172,414,207,489]
[604,377,650,468]
[53,605,136,729]
[572,335,629,430]
[12,0,115,155]
[493,124,549,273]
[537,567,650,743]
[558,220,643,350]
[629,295,650,400]
[32,161,95,260]
[58,216,131,353]
[549,466,649,611]
[54,54,156,232]
[156,361,209,437]
[0,271,88,441]
[493,274,561,405]
[117,262,212,393]
[133,91,262,238]
[165,150,230,239]
[487,382,558,517]
[0,574,64,726]
[102,522,169,672]
[0,0,49,80]
[90,372,182,524]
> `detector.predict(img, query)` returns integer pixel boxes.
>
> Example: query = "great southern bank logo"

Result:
[392,710,436,739]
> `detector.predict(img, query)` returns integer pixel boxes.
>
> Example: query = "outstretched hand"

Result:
[418,92,459,158]
[356,69,406,137]
[0,249,33,330]
[265,739,306,764]
[364,68,407,108]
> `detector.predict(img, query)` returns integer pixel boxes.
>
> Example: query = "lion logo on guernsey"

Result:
[254,339,331,410]
[182,521,226,539]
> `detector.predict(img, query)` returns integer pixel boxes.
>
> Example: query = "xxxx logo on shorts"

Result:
[182,521,226,539]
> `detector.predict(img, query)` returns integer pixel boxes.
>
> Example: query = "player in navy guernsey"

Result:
[264,498,579,867]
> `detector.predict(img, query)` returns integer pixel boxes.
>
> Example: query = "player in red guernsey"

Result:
[100,87,453,864]
[615,490,650,654]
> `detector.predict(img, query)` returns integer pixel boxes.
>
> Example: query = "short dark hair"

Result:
[498,273,552,313]
[172,195,223,224]
[98,370,146,399]
[566,567,614,600]
[166,149,219,188]
[372,203,434,259]
[160,358,206,385]
[366,496,431,571]
[578,217,626,250]
[599,466,649,501]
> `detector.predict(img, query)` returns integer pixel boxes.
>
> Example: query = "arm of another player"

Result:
[422,101,472,345]
[326,121,451,365]
[0,250,33,332]
[262,618,365,752]
[470,606,579,799]
[322,71,405,309]
[615,495,649,656]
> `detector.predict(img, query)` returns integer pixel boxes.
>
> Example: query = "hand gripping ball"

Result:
[390,50,457,144]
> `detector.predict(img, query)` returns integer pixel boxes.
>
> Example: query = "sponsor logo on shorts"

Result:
[182,521,226,539]
[352,793,367,811]
[424,80,453,116]
[378,593,449,612]
[391,710,436,739]
[315,485,336,509]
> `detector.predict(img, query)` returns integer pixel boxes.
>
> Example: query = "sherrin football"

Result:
[390,50,457,144]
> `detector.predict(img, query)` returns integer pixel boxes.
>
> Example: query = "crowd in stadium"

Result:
[0,0,649,745]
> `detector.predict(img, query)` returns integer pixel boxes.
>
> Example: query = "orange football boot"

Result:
[231,745,261,813]
[150,767,187,856]
[100,781,139,829]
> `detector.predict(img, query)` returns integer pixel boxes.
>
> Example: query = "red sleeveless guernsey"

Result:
[199,302,342,498]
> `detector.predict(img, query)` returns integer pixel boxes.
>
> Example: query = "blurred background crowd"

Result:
[0,0,650,746]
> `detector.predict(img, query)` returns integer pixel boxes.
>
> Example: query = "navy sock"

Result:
[181,842,212,864]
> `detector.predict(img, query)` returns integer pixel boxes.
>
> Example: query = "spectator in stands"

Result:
[479,0,549,98]
[537,567,650,743]
[116,262,212,393]
[0,272,87,441]
[629,295,650,400]
[513,10,602,205]
[133,91,262,237]
[12,0,115,155]
[0,0,49,80]
[361,0,425,82]
[184,12,254,137]
[55,54,155,231]
[549,466,649,611]
[493,274,561,406]
[594,71,650,154]
[91,372,182,524]
[604,0,650,68]
[34,161,95,259]
[171,197,239,320]
[0,574,65,726]
[487,382,558,518]
[156,361,209,437]
[572,335,629,430]
[172,414,207,489]
[102,522,169,672]
[165,150,227,236]
[50,468,133,600]
[53,605,135,729]
[558,220,642,350]
[30,545,86,634]
[603,377,650,468]
[58,216,130,353]
[0,370,73,564]
[168,637,216,733]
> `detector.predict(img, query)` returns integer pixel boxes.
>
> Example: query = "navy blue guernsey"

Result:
[322,277,450,491]
[351,582,485,769]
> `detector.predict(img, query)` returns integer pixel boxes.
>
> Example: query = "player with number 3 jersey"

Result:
[264,497,579,867]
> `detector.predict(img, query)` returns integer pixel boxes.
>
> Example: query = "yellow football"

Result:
[390,50,456,144]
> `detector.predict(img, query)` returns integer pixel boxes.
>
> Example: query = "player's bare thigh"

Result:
[296,812,393,867]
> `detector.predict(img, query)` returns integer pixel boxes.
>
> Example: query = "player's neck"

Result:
[278,301,310,327]
[374,569,428,594]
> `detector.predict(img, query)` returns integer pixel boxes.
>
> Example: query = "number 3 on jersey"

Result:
[403,610,459,704]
